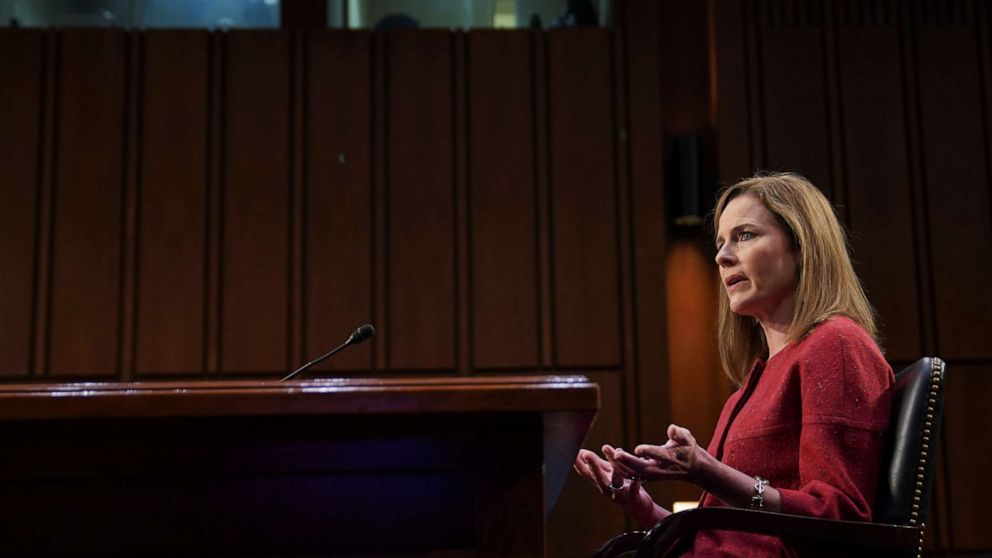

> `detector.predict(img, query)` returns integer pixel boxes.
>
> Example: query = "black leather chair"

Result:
[593,357,946,558]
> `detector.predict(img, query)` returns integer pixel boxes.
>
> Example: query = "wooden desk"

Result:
[0,376,597,557]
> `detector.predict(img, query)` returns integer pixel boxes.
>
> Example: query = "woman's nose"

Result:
[715,244,735,266]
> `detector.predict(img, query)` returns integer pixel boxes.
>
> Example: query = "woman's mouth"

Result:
[725,274,748,291]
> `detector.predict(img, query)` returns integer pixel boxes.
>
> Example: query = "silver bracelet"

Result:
[750,476,769,510]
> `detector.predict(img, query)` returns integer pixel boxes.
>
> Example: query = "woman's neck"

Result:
[762,321,791,359]
[757,294,795,360]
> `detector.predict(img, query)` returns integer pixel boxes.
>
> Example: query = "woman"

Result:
[574,172,894,556]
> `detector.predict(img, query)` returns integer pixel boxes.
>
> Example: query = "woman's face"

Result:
[715,194,800,325]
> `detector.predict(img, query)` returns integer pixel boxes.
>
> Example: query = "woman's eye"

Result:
[738,231,754,241]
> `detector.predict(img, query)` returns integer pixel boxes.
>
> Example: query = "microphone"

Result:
[280,324,375,382]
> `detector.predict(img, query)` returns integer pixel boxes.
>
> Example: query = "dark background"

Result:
[0,0,989,556]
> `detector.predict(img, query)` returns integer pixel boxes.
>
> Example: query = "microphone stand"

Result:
[280,339,352,382]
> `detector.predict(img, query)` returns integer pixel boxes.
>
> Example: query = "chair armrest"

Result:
[637,507,919,558]
[592,531,646,558]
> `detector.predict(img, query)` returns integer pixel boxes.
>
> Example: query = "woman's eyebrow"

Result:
[717,222,759,241]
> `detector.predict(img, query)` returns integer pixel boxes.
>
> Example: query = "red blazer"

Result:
[683,316,894,557]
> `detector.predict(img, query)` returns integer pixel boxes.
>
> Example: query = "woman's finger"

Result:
[607,448,642,478]
[612,448,661,479]
[667,424,697,446]
[574,455,595,480]
[576,451,609,484]
[575,457,606,494]
[582,452,615,489]
[592,460,614,489]
[634,444,676,460]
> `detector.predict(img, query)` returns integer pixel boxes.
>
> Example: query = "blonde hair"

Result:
[713,172,879,385]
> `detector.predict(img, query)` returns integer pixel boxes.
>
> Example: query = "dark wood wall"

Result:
[3,0,991,556]
[0,12,670,556]
[714,0,992,552]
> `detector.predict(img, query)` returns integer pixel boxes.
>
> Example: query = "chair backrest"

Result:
[873,357,946,527]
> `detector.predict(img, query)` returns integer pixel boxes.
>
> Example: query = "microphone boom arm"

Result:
[280,340,351,382]
[280,324,375,382]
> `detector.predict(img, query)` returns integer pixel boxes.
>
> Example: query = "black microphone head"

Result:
[350,324,375,344]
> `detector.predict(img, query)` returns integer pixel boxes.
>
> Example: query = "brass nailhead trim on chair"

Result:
[910,357,944,558]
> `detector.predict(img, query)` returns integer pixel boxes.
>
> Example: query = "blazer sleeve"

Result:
[777,322,894,520]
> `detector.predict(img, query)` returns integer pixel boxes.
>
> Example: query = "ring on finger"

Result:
[608,479,626,493]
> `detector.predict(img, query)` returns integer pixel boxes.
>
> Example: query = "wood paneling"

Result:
[385,31,455,371]
[942,363,992,550]
[371,33,388,372]
[916,25,992,361]
[0,22,671,556]
[658,0,710,136]
[547,29,621,369]
[532,32,555,372]
[48,30,126,378]
[468,30,539,370]
[220,31,291,374]
[714,1,753,181]
[0,30,42,377]
[621,0,676,517]
[836,25,921,361]
[305,31,374,372]
[0,27,642,381]
[135,31,209,375]
[759,25,833,195]
[206,33,224,375]
[454,30,470,376]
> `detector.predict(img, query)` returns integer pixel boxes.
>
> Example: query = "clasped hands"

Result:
[573,424,703,509]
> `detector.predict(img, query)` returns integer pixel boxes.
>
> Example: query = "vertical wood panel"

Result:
[822,8,846,213]
[916,25,992,360]
[31,31,57,377]
[547,29,621,368]
[119,32,141,380]
[744,0,766,170]
[372,32,388,372]
[205,33,224,374]
[468,30,539,370]
[942,363,992,549]
[621,0,676,517]
[658,0,711,136]
[135,31,209,375]
[714,2,753,181]
[221,31,291,373]
[454,30,470,376]
[48,30,126,377]
[305,31,374,372]
[759,25,834,195]
[533,32,554,371]
[897,2,937,361]
[386,31,455,371]
[836,25,921,361]
[614,2,636,451]
[0,30,42,377]
[290,31,306,369]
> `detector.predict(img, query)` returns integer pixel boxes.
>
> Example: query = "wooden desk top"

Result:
[0,375,599,420]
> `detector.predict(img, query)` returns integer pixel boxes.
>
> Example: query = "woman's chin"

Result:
[728,300,755,317]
